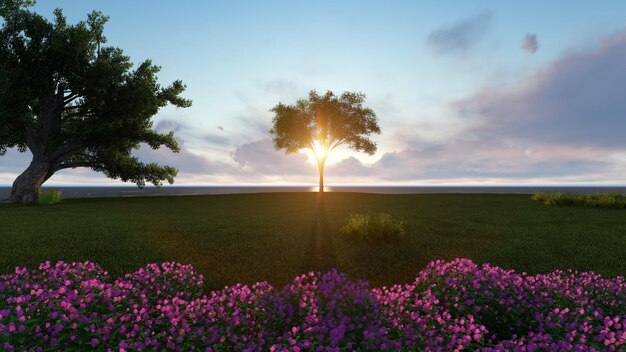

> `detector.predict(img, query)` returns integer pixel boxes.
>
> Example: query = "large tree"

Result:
[270,90,380,193]
[0,0,191,203]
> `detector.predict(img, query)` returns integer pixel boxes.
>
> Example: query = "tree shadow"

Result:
[302,194,338,272]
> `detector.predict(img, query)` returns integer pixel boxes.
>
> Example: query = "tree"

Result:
[0,0,191,203]
[270,90,380,193]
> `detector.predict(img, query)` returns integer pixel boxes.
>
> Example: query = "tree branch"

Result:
[62,111,95,120]
[50,142,84,160]
[330,138,345,152]
[63,94,81,104]
[63,104,86,111]
[54,161,96,171]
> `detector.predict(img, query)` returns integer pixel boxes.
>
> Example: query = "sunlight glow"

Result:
[309,186,332,192]
[311,139,328,162]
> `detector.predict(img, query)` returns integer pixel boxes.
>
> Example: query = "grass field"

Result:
[1,192,625,291]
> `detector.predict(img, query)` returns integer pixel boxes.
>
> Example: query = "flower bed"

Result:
[1,259,624,351]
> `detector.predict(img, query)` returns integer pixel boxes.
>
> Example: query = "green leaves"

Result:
[270,102,314,153]
[0,0,34,17]
[0,1,190,189]
[269,90,381,156]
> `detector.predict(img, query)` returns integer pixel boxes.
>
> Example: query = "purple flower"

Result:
[1,259,624,350]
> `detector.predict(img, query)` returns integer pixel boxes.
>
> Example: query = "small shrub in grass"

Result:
[36,189,63,205]
[341,212,405,242]
[532,192,626,208]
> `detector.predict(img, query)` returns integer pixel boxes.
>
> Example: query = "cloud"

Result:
[427,11,492,55]
[368,140,611,181]
[232,139,313,177]
[198,133,230,145]
[521,34,539,53]
[456,28,626,149]
[155,119,231,147]
[132,144,235,176]
[254,79,300,98]
[238,113,272,137]
[327,156,370,176]
[138,119,238,177]
[154,120,182,134]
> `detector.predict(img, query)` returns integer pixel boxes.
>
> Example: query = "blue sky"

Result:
[3,1,626,185]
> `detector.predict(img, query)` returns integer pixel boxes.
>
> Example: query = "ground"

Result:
[1,192,624,291]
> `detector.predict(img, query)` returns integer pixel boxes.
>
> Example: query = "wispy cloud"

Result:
[427,11,492,55]
[154,120,183,134]
[155,119,231,147]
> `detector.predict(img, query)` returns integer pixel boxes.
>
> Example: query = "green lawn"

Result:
[1,192,625,291]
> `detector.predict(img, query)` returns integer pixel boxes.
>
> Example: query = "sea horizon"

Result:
[2,185,626,199]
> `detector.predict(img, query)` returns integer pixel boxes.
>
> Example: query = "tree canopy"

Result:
[0,0,191,202]
[270,90,380,192]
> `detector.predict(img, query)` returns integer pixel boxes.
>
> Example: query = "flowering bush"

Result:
[1,259,624,351]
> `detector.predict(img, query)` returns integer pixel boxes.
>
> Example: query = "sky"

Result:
[3,1,626,186]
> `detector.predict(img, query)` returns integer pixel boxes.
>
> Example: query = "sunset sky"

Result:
[3,1,626,186]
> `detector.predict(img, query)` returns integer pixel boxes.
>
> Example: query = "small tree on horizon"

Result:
[0,0,191,203]
[270,90,380,193]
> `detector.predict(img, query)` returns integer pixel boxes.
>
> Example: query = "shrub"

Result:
[531,192,626,208]
[1,260,625,350]
[36,189,63,205]
[341,212,405,242]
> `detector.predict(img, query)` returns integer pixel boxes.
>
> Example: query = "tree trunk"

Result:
[6,157,52,203]
[318,160,325,193]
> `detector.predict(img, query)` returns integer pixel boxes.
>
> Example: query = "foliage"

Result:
[0,0,191,197]
[36,189,62,205]
[269,90,380,191]
[270,90,380,155]
[341,212,405,242]
[532,192,626,208]
[1,259,625,350]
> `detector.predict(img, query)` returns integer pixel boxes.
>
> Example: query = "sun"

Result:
[304,139,330,166]
[311,139,328,162]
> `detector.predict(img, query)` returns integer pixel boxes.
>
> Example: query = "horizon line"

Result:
[3,184,626,188]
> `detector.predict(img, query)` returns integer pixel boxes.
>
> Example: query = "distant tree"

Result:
[270,90,380,193]
[0,0,191,203]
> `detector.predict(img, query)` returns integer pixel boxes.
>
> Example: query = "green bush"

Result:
[37,189,63,205]
[341,212,405,242]
[531,192,626,208]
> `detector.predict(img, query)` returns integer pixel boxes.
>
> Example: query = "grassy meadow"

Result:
[1,192,625,291]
